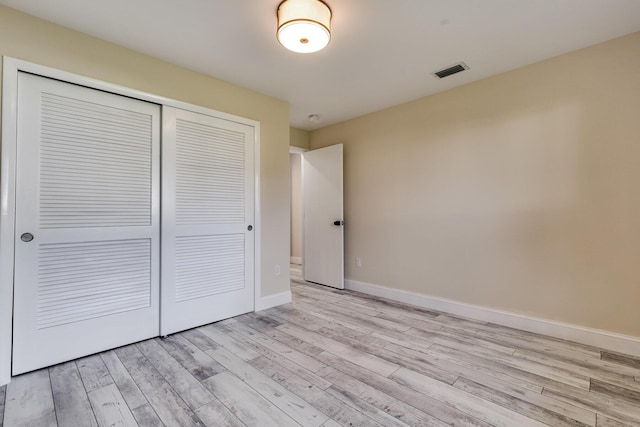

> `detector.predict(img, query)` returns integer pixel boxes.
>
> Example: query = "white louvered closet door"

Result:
[161,106,254,335]
[12,73,161,375]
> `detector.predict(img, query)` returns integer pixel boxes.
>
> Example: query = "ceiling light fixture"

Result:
[277,0,332,54]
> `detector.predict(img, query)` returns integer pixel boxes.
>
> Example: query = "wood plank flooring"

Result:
[1,265,639,426]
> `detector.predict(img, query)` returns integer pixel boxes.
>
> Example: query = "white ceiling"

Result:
[2,0,640,130]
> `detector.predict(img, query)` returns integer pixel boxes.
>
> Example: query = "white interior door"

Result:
[161,106,255,336]
[303,144,344,288]
[13,72,161,375]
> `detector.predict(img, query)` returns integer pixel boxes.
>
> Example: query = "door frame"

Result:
[0,57,262,385]
[289,146,307,268]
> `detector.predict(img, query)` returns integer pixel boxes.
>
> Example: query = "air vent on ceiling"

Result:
[433,62,469,79]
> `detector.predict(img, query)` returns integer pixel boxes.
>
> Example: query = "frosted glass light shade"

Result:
[277,0,331,53]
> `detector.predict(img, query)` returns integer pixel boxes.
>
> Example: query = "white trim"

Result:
[345,279,640,357]
[253,122,262,312]
[255,291,292,311]
[0,57,263,385]
[289,146,304,275]
[289,146,308,154]
[4,58,258,128]
[0,57,19,386]
[300,151,306,282]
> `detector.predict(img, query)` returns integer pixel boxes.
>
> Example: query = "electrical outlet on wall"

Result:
[275,264,281,276]
[356,257,362,268]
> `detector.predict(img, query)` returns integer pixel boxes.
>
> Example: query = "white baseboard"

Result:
[290,257,302,265]
[345,279,640,357]
[255,291,292,312]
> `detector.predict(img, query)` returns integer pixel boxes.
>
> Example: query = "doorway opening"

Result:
[289,147,306,283]
[289,144,344,289]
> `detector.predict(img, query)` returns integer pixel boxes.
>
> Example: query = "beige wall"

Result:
[290,127,310,149]
[310,32,640,337]
[0,5,292,298]
[290,154,303,260]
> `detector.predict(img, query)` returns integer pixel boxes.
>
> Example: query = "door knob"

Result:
[333,220,344,226]
[247,225,253,231]
[21,233,34,242]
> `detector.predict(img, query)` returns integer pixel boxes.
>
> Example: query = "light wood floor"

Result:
[1,267,639,426]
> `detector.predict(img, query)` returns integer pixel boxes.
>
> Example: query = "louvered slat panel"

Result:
[175,119,245,224]
[39,93,153,229]
[37,239,152,329]
[175,234,244,302]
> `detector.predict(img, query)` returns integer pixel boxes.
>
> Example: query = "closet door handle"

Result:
[21,233,34,242]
